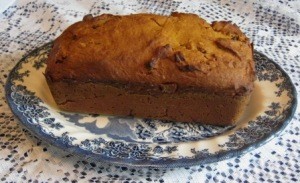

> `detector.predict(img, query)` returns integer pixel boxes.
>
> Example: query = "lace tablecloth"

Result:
[0,0,299,182]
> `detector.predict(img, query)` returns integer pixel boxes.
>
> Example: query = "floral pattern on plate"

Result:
[5,42,297,168]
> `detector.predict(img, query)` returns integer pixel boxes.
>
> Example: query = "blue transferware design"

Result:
[5,42,297,168]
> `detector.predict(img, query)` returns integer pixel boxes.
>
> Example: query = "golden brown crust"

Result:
[45,13,255,125]
[45,13,255,96]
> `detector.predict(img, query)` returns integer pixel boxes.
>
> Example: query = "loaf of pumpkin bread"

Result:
[45,13,255,126]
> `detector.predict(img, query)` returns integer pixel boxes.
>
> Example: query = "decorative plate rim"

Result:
[5,42,298,168]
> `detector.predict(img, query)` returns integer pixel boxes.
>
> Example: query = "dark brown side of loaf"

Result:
[45,13,255,125]
[46,80,251,125]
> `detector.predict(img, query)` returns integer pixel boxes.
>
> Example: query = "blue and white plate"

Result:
[5,42,297,168]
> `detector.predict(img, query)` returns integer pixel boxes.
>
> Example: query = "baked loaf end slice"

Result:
[45,13,255,126]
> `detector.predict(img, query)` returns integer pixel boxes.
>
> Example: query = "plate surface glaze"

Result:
[6,42,297,168]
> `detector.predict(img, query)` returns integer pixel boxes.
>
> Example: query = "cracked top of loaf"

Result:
[45,13,255,96]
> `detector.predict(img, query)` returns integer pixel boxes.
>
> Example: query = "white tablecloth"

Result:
[0,0,299,182]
